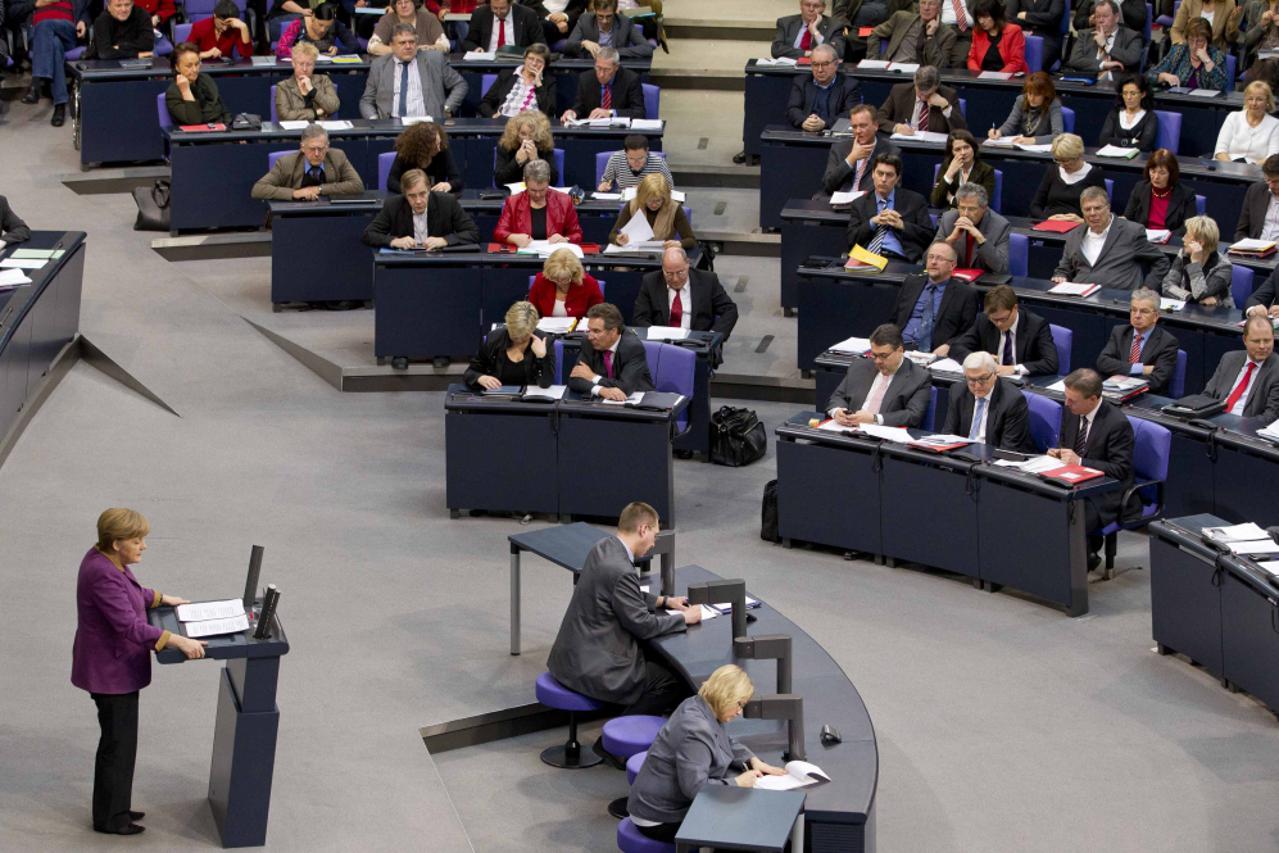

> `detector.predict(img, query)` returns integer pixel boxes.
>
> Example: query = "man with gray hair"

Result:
[1095,287,1181,394]
[1064,0,1142,79]
[250,123,365,201]
[867,0,957,68]
[786,43,862,132]
[941,350,1033,450]
[1052,185,1168,290]
[772,0,847,60]
[360,24,468,120]
[934,182,1011,274]
[561,45,646,123]
[878,65,967,136]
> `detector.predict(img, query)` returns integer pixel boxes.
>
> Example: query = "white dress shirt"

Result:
[488,12,513,52]
[391,58,426,118]
[940,0,973,28]
[666,284,693,330]
[1262,194,1279,242]
[1081,214,1114,267]
[412,210,430,244]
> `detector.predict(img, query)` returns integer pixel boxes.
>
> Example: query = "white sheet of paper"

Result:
[1230,539,1279,556]
[1045,379,1068,392]
[978,70,1014,79]
[536,317,577,333]
[185,613,250,638]
[1146,229,1172,244]
[618,211,655,244]
[464,50,497,60]
[856,59,890,69]
[601,391,646,405]
[754,760,830,791]
[644,325,688,340]
[630,118,664,131]
[277,120,308,130]
[927,357,963,372]
[0,268,32,286]
[857,423,914,443]
[1096,144,1140,158]
[523,384,568,400]
[319,119,353,130]
[1015,142,1054,153]
[915,433,974,445]
[666,604,719,620]
[400,115,433,126]
[176,598,245,622]
[1204,522,1270,542]
[1188,88,1222,97]
[890,130,949,144]
[1160,296,1185,311]
[1255,560,1279,576]
[592,192,623,201]
[517,240,584,258]
[888,62,920,73]
[829,190,865,205]
[983,136,1016,147]
[759,56,798,66]
[829,335,871,355]
[1048,282,1098,296]
[0,258,47,270]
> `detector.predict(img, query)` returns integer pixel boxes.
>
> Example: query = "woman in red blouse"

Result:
[968,0,1028,74]
[1121,148,1198,235]
[188,0,253,60]
[527,249,604,319]
[492,158,583,247]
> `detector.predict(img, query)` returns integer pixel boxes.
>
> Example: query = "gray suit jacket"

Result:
[546,536,685,705]
[1052,215,1169,290]
[565,12,653,57]
[1064,25,1144,73]
[250,148,365,200]
[274,73,340,122]
[868,11,956,67]
[359,51,468,120]
[1204,351,1279,419]
[627,695,755,825]
[771,13,847,59]
[934,208,1011,274]
[827,357,932,427]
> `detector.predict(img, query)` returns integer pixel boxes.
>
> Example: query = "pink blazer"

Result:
[71,547,164,695]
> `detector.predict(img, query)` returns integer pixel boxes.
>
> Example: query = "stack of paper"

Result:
[523,384,568,401]
[601,391,646,405]
[1159,296,1185,311]
[516,241,584,258]
[666,604,720,620]
[829,336,872,355]
[927,357,963,373]
[1096,144,1140,159]
[912,433,973,448]
[0,257,46,270]
[644,326,689,341]
[993,454,1064,473]
[890,130,949,144]
[1103,375,1148,392]
[983,136,1017,147]
[536,317,577,334]
[857,423,913,443]
[319,119,353,130]
[464,51,497,61]
[592,191,623,201]
[1257,419,1279,442]
[1203,522,1271,543]
[829,190,865,206]
[856,59,891,69]
[630,118,663,131]
[1146,229,1172,244]
[175,599,249,639]
[277,120,309,130]
[1228,238,1277,257]
[1186,88,1222,97]
[1048,281,1100,297]
[756,56,798,66]
[400,115,434,126]
[977,70,1016,80]
[564,116,630,128]
[754,761,830,791]
[904,350,936,366]
[1015,142,1054,153]
[0,268,32,288]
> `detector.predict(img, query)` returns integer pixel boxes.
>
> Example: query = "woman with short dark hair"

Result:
[968,0,1028,73]
[1098,74,1160,151]
[1122,148,1198,233]
[931,129,996,209]
[166,42,230,125]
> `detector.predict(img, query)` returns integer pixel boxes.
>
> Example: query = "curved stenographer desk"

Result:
[0,231,85,465]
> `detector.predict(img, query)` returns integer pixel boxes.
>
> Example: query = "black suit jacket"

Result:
[571,66,645,119]
[462,4,546,52]
[1203,351,1279,419]
[632,269,739,339]
[478,67,557,118]
[821,135,901,195]
[877,82,968,134]
[361,192,480,247]
[942,378,1033,451]
[950,307,1059,376]
[845,187,933,261]
[786,75,862,130]
[1235,180,1274,241]
[1095,323,1180,395]
[1059,399,1136,526]
[463,327,555,389]
[568,330,655,395]
[826,357,932,426]
[1122,181,1197,234]
[891,275,980,349]
[1246,268,1278,312]
[0,196,31,242]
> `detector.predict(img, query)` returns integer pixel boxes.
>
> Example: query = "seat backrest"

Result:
[174,22,193,43]
[1169,349,1187,398]
[553,148,565,182]
[553,338,565,384]
[378,150,396,192]
[1143,1,1152,40]
[269,84,278,124]
[1231,264,1255,307]
[157,91,172,133]
[1104,178,1114,202]
[184,0,220,16]
[1226,53,1237,90]
[1128,415,1171,485]
[957,98,966,119]
[1060,105,1075,134]
[1025,34,1043,73]
[922,386,938,432]
[268,150,290,172]
[1154,110,1181,154]
[1022,390,1062,452]
[1194,194,1205,216]
[641,83,659,120]
[481,73,497,97]
[595,150,614,184]
[992,169,1003,213]
[1009,232,1028,277]
[652,341,694,430]
[1049,323,1072,374]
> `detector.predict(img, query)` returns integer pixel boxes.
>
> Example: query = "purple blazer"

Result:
[71,547,165,695]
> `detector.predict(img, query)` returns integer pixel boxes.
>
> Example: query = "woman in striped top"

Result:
[480,43,558,119]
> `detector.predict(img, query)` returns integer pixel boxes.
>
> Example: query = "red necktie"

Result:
[602,350,614,378]
[497,16,507,48]
[1225,361,1257,413]
[916,99,930,132]
[950,0,969,32]
[670,290,683,326]
[1128,332,1142,364]
[602,86,612,111]
[800,28,813,51]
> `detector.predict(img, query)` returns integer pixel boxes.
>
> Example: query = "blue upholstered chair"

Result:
[378,150,395,192]
[1022,390,1061,452]
[1169,349,1187,399]
[173,22,193,43]
[1154,110,1181,154]
[1009,232,1029,277]
[1049,324,1072,373]
[603,715,666,818]
[1096,416,1171,577]
[617,817,674,852]
[641,82,659,120]
[922,386,938,432]
[1060,105,1075,134]
[534,671,604,768]
[626,749,648,785]
[267,149,289,171]
[1194,194,1206,216]
[643,341,695,434]
[269,83,278,124]
[1104,178,1114,202]
[1025,34,1043,73]
[156,91,172,133]
[1231,265,1255,307]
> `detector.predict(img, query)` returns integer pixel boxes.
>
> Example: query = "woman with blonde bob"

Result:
[1161,215,1235,308]
[72,508,206,835]
[609,172,697,250]
[463,300,555,390]
[527,248,604,318]
[494,110,559,187]
[626,664,787,842]
[1029,132,1106,221]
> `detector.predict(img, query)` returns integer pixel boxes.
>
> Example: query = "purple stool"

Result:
[603,715,665,818]
[617,817,675,853]
[625,750,648,785]
[535,672,604,769]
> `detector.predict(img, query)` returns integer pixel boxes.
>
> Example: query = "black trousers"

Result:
[620,656,688,717]
[90,691,139,831]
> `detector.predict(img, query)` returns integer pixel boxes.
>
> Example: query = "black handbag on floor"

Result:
[709,405,766,467]
[761,479,780,543]
[132,178,170,231]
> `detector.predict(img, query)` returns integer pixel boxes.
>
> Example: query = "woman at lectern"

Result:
[626,665,787,843]
[71,508,206,836]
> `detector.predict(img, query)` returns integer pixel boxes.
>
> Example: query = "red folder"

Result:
[178,123,226,132]
[951,268,986,282]
[1039,464,1104,486]
[858,26,875,36]
[1032,219,1082,233]
[797,56,812,65]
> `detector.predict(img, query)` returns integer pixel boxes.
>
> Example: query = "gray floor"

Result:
[3,20,1279,853]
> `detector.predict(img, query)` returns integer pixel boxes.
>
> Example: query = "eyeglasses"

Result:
[965,373,995,385]
[868,350,895,361]
[811,60,836,68]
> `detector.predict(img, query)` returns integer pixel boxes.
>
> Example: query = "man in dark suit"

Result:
[787,44,861,132]
[523,0,588,44]
[1048,368,1137,568]
[564,0,651,58]
[1063,0,1143,79]
[846,153,933,261]
[0,195,31,242]
[821,104,900,195]
[560,47,645,123]
[1233,155,1279,242]
[1245,266,1279,319]
[362,168,479,249]
[1095,288,1181,394]
[877,65,967,136]
[772,0,847,60]
[891,241,980,353]
[1202,316,1279,419]
[826,323,932,427]
[942,351,1033,450]
[934,182,1010,274]
[946,285,1059,377]
[1051,186,1169,290]
[547,502,699,740]
[568,302,655,399]
[867,0,957,67]
[633,247,739,339]
[462,0,546,53]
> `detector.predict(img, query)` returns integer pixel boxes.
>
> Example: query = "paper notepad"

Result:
[857,423,913,443]
[1048,282,1100,297]
[829,190,865,206]
[1203,522,1271,542]
[516,240,584,258]
[464,51,497,60]
[757,56,798,67]
[536,317,578,334]
[523,384,567,401]
[601,392,646,405]
[1096,144,1140,159]
[890,130,949,144]
[0,268,32,286]
[630,118,664,131]
[10,248,63,260]
[185,614,250,638]
[754,761,830,791]
[644,325,689,340]
[1147,229,1172,244]
[927,357,963,373]
[0,258,46,270]
[176,598,245,621]
[829,336,871,355]
[977,70,1015,80]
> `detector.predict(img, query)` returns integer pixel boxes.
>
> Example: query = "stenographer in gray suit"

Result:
[359,24,467,120]
[627,665,787,843]
[547,502,700,728]
[827,323,932,427]
[1052,186,1168,291]
[934,182,1010,274]
[1203,315,1279,419]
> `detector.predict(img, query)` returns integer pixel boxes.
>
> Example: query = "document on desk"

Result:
[710,596,760,614]
[993,454,1062,473]
[463,51,497,60]
[319,120,353,130]
[1186,88,1222,97]
[829,336,871,355]
[630,118,664,131]
[643,325,689,341]
[536,317,578,334]
[754,760,830,791]
[1256,560,1279,577]
[1203,522,1271,543]
[828,190,865,206]
[666,604,719,620]
[1229,539,1279,556]
[618,211,656,244]
[0,268,32,287]
[1147,230,1172,245]
[517,240,584,258]
[1257,419,1279,442]
[890,130,949,144]
[0,258,47,270]
[564,116,630,128]
[400,115,434,126]
[176,598,245,621]
[1096,145,1140,159]
[926,357,963,373]
[522,384,568,401]
[1047,282,1100,297]
[185,613,251,638]
[977,70,1016,80]
[10,248,63,260]
[1015,142,1054,153]
[277,120,309,130]
[757,56,798,66]
[603,241,664,254]
[601,392,646,405]
[592,192,623,201]
[982,136,1016,147]
[857,423,913,443]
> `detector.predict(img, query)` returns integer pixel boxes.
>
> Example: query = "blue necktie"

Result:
[398,61,409,118]
[969,396,986,441]
[917,284,937,351]
[867,199,889,254]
